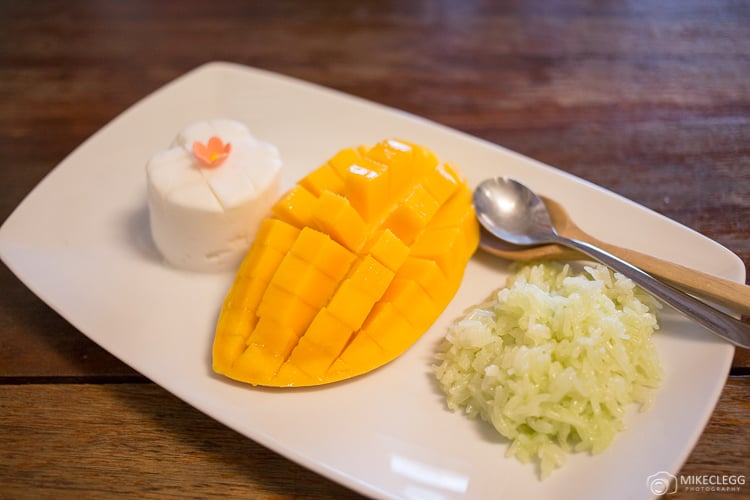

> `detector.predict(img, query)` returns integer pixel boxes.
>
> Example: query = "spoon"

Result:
[473,177,750,349]
[479,196,750,316]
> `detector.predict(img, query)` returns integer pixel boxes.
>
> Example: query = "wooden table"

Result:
[1,1,748,499]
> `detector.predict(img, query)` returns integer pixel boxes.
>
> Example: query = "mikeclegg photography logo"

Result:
[647,470,747,496]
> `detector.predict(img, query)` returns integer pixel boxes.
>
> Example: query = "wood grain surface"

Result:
[1,1,748,498]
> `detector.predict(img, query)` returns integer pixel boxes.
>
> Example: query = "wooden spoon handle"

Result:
[558,220,750,316]
[584,237,750,315]
[481,231,750,315]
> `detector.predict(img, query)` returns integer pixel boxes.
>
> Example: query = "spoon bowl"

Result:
[474,177,556,246]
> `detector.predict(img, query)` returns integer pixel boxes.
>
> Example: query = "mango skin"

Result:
[212,139,479,387]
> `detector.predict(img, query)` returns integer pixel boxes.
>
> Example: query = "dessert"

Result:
[146,119,282,272]
[212,138,479,387]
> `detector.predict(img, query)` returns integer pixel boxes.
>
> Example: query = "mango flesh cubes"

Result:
[212,139,479,387]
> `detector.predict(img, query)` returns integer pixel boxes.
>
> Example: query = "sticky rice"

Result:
[434,262,663,478]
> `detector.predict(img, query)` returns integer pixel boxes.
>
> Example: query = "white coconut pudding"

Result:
[146,119,282,272]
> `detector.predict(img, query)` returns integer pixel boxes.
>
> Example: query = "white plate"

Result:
[0,62,741,500]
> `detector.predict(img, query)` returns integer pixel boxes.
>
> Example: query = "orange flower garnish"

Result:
[193,136,231,168]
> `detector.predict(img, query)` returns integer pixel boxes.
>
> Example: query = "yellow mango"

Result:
[381,278,440,331]
[233,343,285,385]
[268,253,338,308]
[212,331,246,372]
[344,157,389,223]
[236,243,285,283]
[364,229,410,272]
[286,309,352,379]
[273,361,316,387]
[212,139,479,387]
[299,308,352,354]
[312,191,369,252]
[326,279,375,331]
[397,257,450,305]
[223,276,266,311]
[300,163,345,196]
[272,185,317,228]
[384,185,440,244]
[289,227,355,282]
[367,139,414,169]
[335,331,385,370]
[284,336,336,379]
[327,147,362,178]
[252,218,301,253]
[255,284,318,334]
[422,162,461,205]
[347,255,395,300]
[359,302,417,357]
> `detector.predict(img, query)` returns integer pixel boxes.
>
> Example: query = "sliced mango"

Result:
[212,139,479,387]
